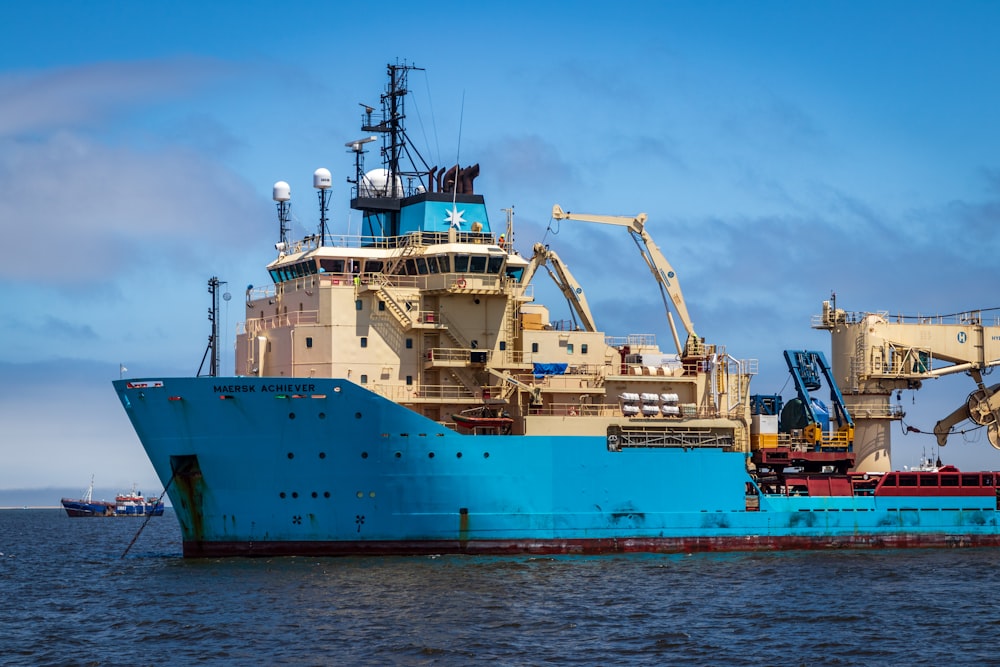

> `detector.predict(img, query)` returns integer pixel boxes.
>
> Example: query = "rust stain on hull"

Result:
[170,455,206,544]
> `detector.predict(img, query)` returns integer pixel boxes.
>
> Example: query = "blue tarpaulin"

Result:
[533,363,568,378]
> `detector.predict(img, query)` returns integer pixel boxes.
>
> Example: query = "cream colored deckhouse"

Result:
[235,63,756,454]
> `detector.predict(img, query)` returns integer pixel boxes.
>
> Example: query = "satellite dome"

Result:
[359,168,403,198]
[313,168,332,190]
[272,181,291,202]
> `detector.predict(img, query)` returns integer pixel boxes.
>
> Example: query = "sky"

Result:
[2,1,1000,504]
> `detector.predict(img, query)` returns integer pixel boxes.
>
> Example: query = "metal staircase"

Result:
[382,237,419,276]
[370,279,414,329]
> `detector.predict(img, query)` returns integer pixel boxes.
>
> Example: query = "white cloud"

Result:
[0,58,235,137]
[0,59,269,289]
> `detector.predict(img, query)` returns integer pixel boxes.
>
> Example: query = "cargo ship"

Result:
[113,63,1000,557]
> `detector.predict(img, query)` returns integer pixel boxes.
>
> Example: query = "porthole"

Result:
[356,491,363,499]
[355,412,362,419]
[279,492,286,499]
[291,491,299,499]
[323,491,330,498]
[361,452,368,459]
[289,413,296,420]
[319,452,326,459]
[287,452,294,459]
[456,452,463,459]
[483,452,490,459]
[395,452,402,458]
[319,412,326,419]
[428,452,435,459]
[311,491,318,498]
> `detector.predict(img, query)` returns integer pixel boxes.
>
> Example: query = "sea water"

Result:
[2,509,998,666]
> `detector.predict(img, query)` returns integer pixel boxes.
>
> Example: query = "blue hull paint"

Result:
[61,499,114,517]
[114,503,165,517]
[114,377,1000,556]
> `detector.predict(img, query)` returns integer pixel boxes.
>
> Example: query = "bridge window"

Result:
[899,474,917,487]
[487,256,504,274]
[364,259,383,274]
[919,475,938,487]
[469,255,487,273]
[506,266,524,281]
[962,474,981,486]
[415,258,429,275]
[454,254,470,272]
[940,474,959,487]
[320,259,346,274]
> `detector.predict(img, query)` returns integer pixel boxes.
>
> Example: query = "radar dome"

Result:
[313,168,332,189]
[272,181,291,202]
[359,168,403,198]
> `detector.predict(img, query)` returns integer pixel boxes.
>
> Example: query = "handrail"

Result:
[243,310,320,336]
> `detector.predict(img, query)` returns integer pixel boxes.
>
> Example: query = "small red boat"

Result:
[451,411,513,433]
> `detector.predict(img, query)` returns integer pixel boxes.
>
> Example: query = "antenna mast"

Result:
[273,181,291,248]
[198,276,229,377]
[314,168,331,245]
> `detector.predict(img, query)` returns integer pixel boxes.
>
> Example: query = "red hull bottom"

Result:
[182,533,1000,558]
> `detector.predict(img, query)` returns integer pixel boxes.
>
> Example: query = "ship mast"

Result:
[198,276,229,377]
[351,62,433,234]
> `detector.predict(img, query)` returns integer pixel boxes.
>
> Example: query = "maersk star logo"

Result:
[446,205,466,229]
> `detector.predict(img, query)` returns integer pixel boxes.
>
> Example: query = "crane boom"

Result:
[522,242,598,332]
[551,204,703,357]
[783,350,854,446]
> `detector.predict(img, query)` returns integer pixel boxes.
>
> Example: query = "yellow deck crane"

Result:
[551,204,704,358]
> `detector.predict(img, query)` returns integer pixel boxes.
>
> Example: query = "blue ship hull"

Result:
[114,502,165,517]
[114,377,1000,557]
[61,499,114,517]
